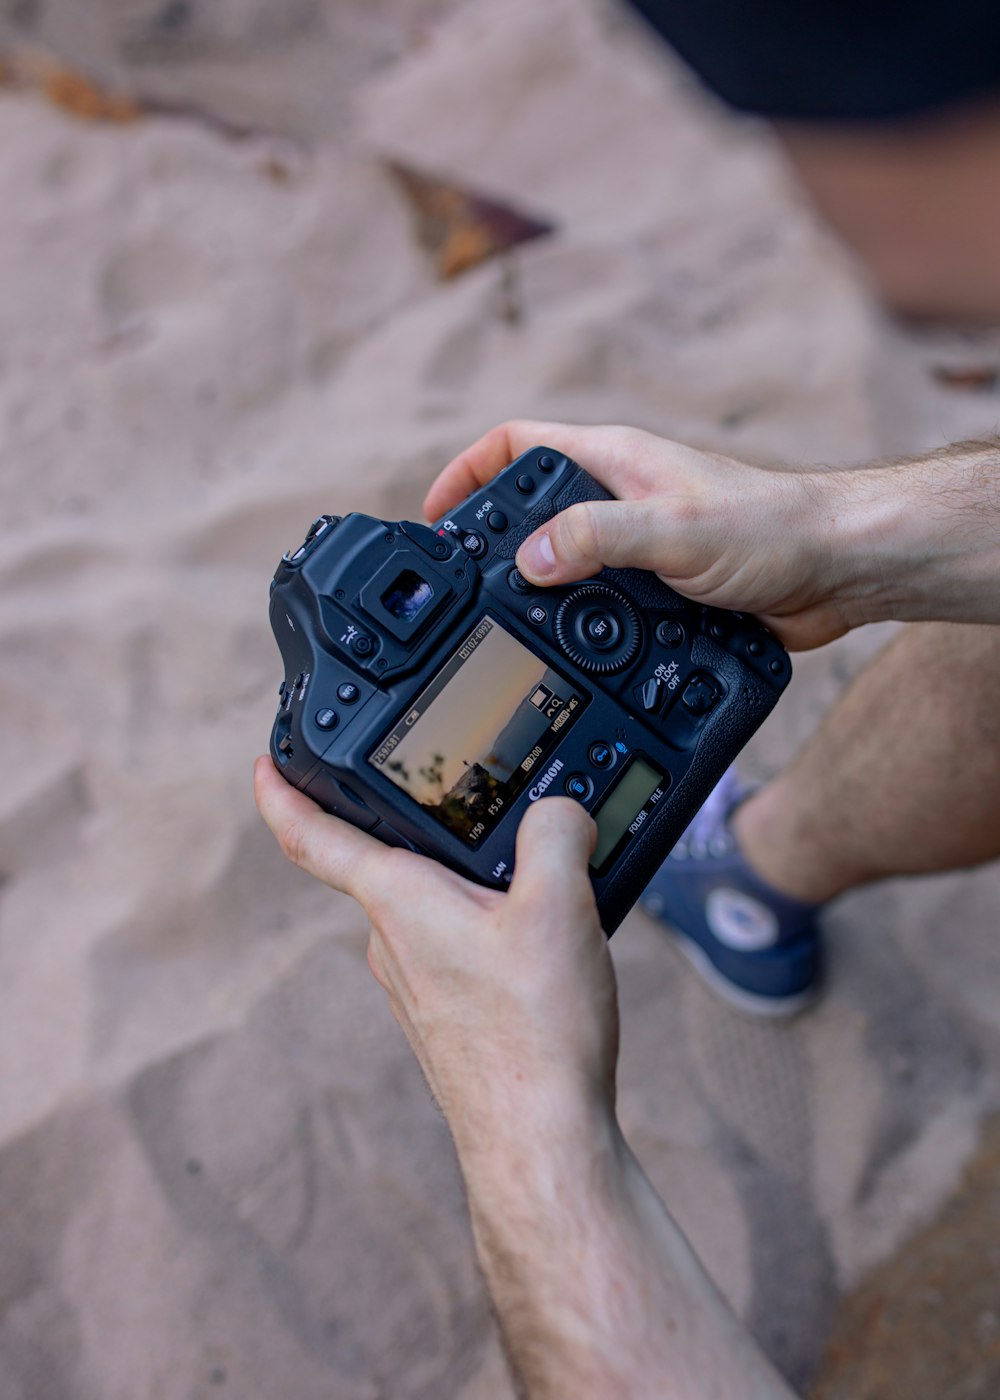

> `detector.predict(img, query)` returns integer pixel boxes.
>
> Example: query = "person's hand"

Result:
[255,758,800,1399]
[425,420,866,650]
[253,757,619,1157]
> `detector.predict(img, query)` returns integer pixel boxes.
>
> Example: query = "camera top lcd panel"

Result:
[268,447,791,934]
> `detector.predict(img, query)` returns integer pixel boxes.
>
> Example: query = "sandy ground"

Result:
[1,1,1000,1396]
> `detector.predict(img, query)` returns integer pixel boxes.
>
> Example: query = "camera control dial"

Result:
[554,584,641,674]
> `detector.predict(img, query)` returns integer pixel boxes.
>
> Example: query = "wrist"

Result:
[447,1086,797,1398]
[800,466,925,629]
[826,454,1000,628]
[451,1078,621,1178]
[448,1078,625,1231]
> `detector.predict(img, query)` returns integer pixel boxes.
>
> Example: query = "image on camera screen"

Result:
[369,616,586,846]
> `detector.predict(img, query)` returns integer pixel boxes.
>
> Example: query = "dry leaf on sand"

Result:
[387,160,554,280]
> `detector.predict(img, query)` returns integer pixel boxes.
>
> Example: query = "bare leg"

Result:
[777,98,1000,322]
[733,623,1000,904]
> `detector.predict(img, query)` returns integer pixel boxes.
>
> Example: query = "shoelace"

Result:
[669,767,744,860]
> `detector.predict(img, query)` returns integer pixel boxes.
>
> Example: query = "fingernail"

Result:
[518,531,557,579]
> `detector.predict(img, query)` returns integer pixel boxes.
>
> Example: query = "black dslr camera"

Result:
[268,448,790,933]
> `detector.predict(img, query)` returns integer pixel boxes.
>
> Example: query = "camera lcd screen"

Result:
[369,615,586,847]
[589,757,666,872]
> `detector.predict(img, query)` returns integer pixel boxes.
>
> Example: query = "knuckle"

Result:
[557,501,599,563]
[609,423,645,454]
[366,941,387,987]
[667,493,702,529]
[277,817,309,869]
[494,418,525,449]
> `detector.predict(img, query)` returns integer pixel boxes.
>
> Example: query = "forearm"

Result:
[814,439,1000,629]
[453,1101,796,1400]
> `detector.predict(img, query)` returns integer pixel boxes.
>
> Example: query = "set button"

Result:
[583,610,620,649]
[565,773,593,801]
[554,582,641,675]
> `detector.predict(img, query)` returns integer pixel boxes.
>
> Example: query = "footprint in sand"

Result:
[114,0,320,60]
[0,754,90,887]
[100,234,213,332]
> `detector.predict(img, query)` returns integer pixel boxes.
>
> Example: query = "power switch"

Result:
[634,677,668,714]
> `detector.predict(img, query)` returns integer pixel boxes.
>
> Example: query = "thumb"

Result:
[515,498,690,585]
[509,796,599,916]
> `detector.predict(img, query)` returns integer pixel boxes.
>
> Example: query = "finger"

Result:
[423,421,559,521]
[757,604,851,652]
[253,756,387,900]
[422,420,646,522]
[509,796,598,915]
[366,936,389,990]
[516,497,696,585]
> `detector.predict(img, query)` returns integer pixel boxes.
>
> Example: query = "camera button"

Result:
[537,454,556,472]
[565,774,594,801]
[315,708,338,730]
[461,531,487,558]
[336,682,360,704]
[583,610,620,649]
[747,638,765,656]
[655,620,685,649]
[486,510,509,533]
[554,584,641,674]
[515,473,535,494]
[527,604,548,625]
[769,658,785,676]
[507,567,533,594]
[680,677,719,716]
[353,635,374,656]
[589,741,614,769]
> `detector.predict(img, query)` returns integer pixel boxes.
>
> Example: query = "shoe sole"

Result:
[661,920,821,1020]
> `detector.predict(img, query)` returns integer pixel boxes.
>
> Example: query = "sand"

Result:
[1,1,999,1396]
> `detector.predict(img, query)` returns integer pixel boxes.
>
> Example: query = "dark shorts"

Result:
[624,0,1000,122]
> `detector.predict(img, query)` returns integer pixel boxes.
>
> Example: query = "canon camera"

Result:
[267,448,791,933]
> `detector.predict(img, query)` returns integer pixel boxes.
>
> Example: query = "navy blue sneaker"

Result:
[640,769,823,1017]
